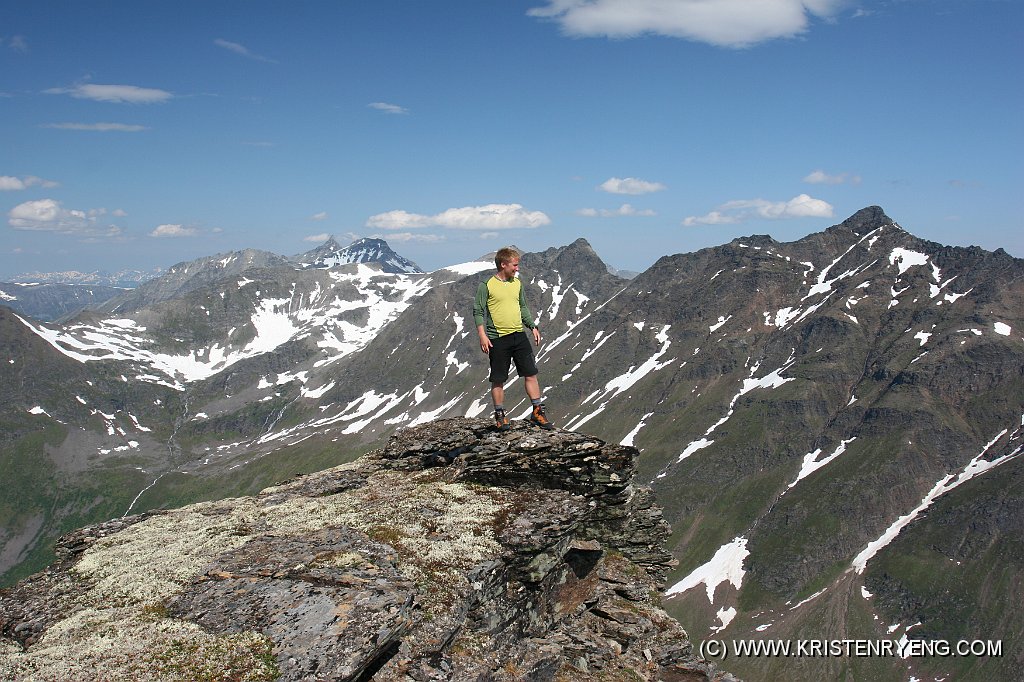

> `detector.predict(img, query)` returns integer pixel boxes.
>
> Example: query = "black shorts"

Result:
[488,331,538,383]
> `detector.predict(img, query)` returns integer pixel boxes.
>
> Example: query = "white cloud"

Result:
[479,232,499,240]
[8,198,119,236]
[371,232,445,243]
[304,233,331,242]
[683,194,834,226]
[309,211,328,221]
[369,102,409,115]
[0,175,59,190]
[681,210,741,226]
[577,203,656,217]
[45,84,173,104]
[367,204,550,231]
[803,169,861,185]
[43,122,148,132]
[214,38,277,63]
[149,224,198,238]
[528,0,845,48]
[599,177,666,195]
[366,210,433,230]
[112,208,128,217]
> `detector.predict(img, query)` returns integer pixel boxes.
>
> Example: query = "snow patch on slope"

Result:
[851,426,1022,573]
[18,268,438,388]
[666,536,749,605]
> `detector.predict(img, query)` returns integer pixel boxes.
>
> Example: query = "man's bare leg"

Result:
[491,383,504,408]
[523,375,541,401]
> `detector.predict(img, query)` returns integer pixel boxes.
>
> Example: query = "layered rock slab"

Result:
[0,418,736,681]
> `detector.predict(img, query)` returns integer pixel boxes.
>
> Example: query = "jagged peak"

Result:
[523,238,611,277]
[839,205,896,235]
[567,236,597,252]
[729,234,779,248]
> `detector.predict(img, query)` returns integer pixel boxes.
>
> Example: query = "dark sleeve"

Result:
[473,280,488,328]
[519,283,536,329]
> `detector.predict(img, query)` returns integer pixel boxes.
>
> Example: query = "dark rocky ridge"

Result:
[0,418,736,681]
[93,248,292,315]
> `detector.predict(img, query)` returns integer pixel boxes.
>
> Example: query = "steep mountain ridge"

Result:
[87,236,427,317]
[1,209,1020,680]
[92,249,293,315]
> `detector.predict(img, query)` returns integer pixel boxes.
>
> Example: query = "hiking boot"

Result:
[494,408,510,432]
[529,404,554,430]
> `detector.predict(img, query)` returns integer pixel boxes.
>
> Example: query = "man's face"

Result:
[499,258,519,279]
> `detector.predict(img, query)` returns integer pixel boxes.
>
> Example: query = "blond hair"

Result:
[494,246,520,269]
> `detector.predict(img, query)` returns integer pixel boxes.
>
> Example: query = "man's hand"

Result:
[531,327,541,346]
[476,324,492,354]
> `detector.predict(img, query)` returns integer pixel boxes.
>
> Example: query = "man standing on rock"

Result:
[473,247,554,432]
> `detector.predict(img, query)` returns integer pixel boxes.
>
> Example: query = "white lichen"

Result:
[0,607,276,681]
[1,464,512,679]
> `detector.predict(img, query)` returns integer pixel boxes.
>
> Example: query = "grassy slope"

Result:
[129,432,372,515]
[0,422,152,586]
[864,453,1024,680]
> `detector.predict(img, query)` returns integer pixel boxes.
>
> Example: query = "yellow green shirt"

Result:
[473,275,536,339]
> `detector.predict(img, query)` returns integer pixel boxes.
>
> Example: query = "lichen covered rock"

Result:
[0,418,736,681]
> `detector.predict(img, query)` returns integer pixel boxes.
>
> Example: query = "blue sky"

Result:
[2,0,1021,276]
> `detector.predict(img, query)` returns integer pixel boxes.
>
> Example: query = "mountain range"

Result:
[1,207,1020,681]
[0,237,420,321]
[3,268,162,288]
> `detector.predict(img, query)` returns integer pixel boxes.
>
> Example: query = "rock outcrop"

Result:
[0,418,734,681]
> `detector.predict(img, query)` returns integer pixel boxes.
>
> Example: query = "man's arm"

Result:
[519,283,540,346]
[473,281,493,353]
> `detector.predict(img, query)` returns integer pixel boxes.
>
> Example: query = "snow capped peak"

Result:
[299,237,423,274]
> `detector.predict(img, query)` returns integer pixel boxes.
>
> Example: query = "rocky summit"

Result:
[0,418,736,682]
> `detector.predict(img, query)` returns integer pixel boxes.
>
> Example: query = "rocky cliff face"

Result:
[0,418,735,682]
